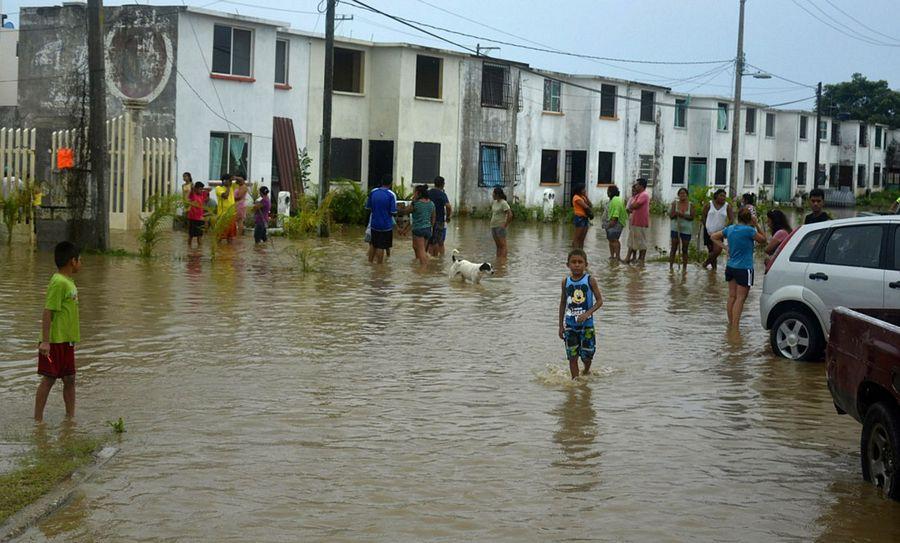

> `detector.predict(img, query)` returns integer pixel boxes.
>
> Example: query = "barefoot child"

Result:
[35,241,81,422]
[186,181,210,248]
[558,249,603,379]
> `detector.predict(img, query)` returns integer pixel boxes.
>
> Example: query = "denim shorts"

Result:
[574,216,590,228]
[491,227,507,238]
[413,227,433,239]
[670,230,692,242]
[430,227,447,244]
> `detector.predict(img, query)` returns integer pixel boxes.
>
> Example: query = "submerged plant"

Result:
[106,417,126,434]
[294,246,321,273]
[283,191,335,238]
[206,204,238,258]
[137,194,183,258]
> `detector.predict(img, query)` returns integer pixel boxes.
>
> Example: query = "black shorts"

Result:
[189,219,204,238]
[725,266,754,288]
[703,229,713,249]
[370,228,393,250]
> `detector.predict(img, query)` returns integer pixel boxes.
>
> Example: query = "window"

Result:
[541,150,559,183]
[674,99,687,128]
[330,138,362,181]
[334,48,364,93]
[797,162,807,186]
[816,164,826,186]
[823,225,883,269]
[715,158,727,186]
[876,126,883,148]
[412,142,440,183]
[640,91,655,123]
[639,154,654,184]
[763,161,774,185]
[765,113,775,138]
[481,63,509,108]
[415,55,442,99]
[829,164,839,187]
[859,124,868,147]
[717,102,728,130]
[600,84,616,118]
[672,156,686,185]
[790,230,825,262]
[209,132,250,179]
[212,25,252,77]
[275,39,289,85]
[479,144,506,186]
[743,160,755,187]
[831,121,841,145]
[874,163,881,187]
[597,151,615,184]
[800,116,808,139]
[857,165,866,187]
[745,108,756,134]
[542,79,561,112]
[818,120,828,141]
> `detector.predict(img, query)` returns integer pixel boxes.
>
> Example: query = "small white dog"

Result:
[449,249,494,283]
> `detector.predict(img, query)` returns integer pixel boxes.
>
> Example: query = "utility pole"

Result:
[317,0,335,237]
[727,0,746,200]
[814,81,822,186]
[87,0,108,249]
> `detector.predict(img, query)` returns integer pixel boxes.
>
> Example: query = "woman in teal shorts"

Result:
[408,184,435,266]
[669,187,694,270]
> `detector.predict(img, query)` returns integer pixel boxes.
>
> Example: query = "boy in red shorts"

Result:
[35,241,81,423]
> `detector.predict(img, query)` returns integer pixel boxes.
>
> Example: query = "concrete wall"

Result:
[272,30,311,160]
[0,29,17,107]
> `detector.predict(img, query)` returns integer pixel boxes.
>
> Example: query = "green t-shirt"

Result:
[411,200,435,231]
[607,196,627,225]
[45,273,80,343]
[490,199,511,228]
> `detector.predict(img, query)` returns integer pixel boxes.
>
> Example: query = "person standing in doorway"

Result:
[365,175,398,264]
[427,176,452,257]
[490,187,512,259]
[668,187,694,270]
[702,189,733,270]
[804,187,831,225]
[604,185,627,261]
[710,208,767,327]
[572,184,593,250]
[625,178,650,264]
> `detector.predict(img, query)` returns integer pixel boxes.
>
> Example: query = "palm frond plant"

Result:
[137,193,183,257]
[330,179,368,225]
[206,204,238,258]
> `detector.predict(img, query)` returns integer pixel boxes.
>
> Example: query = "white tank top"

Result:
[706,202,728,233]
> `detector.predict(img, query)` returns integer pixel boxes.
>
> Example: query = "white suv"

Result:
[760,215,900,361]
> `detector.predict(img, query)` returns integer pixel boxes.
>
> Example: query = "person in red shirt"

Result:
[625,178,650,264]
[186,182,210,248]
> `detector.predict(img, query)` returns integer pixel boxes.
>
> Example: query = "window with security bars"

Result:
[765,113,775,137]
[479,144,506,186]
[597,152,615,184]
[330,138,362,181]
[600,84,616,118]
[640,91,655,123]
[763,161,774,185]
[717,102,728,130]
[859,124,868,147]
[875,126,883,148]
[798,162,807,186]
[543,79,561,112]
[831,122,841,145]
[639,154,654,184]
[799,116,808,140]
[672,156,686,185]
[874,164,881,187]
[481,63,510,108]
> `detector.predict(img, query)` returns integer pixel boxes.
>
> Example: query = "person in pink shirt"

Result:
[764,209,792,268]
[186,181,210,248]
[625,178,650,264]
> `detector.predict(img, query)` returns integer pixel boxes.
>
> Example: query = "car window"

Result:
[790,230,824,262]
[894,225,900,271]
[822,225,883,268]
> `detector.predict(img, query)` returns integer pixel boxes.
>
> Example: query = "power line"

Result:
[791,0,900,47]
[821,0,900,43]
[744,63,816,89]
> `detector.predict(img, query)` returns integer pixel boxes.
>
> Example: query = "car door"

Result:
[804,223,885,322]
[887,223,900,308]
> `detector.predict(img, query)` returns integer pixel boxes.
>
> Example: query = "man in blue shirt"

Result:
[427,176,452,257]
[365,175,397,264]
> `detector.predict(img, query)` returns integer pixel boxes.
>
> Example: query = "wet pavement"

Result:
[1,215,899,542]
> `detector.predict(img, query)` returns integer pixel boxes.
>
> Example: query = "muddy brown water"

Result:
[1,215,898,542]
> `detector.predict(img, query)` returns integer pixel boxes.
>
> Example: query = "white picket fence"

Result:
[50,114,176,228]
[0,127,37,185]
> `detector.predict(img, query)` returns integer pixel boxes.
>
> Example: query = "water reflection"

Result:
[551,384,601,493]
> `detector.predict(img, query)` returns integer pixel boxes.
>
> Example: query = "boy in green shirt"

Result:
[35,241,81,423]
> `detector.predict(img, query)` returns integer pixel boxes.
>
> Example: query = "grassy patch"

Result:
[0,435,102,524]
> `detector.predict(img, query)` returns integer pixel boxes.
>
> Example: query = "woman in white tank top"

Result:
[702,189,734,270]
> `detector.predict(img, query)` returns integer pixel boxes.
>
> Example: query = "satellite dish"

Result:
[2,22,14,29]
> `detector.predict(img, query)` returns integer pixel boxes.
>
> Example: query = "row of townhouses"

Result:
[1,3,898,212]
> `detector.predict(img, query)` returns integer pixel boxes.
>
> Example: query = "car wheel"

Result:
[861,402,900,501]
[769,310,823,361]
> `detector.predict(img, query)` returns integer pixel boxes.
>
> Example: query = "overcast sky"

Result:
[4,0,899,109]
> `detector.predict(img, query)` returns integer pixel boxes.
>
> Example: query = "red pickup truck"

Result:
[826,306,900,500]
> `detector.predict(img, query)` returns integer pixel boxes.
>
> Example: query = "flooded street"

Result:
[2,216,899,542]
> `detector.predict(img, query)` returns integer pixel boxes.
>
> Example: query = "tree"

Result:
[820,73,900,128]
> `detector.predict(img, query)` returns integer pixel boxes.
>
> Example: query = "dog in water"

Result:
[449,249,494,283]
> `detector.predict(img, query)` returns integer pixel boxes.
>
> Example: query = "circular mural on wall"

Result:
[104,25,173,103]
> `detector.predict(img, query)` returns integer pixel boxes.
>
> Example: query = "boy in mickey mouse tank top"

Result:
[558,249,604,379]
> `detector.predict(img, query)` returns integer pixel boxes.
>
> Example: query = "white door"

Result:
[804,224,886,321]
[886,223,900,308]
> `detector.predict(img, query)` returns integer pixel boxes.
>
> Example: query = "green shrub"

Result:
[283,191,335,238]
[649,199,668,216]
[856,189,900,208]
[329,179,368,225]
[137,193,183,258]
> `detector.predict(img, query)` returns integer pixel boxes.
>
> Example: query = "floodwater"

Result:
[1,215,899,542]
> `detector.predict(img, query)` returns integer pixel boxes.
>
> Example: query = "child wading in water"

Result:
[35,241,82,422]
[558,249,603,379]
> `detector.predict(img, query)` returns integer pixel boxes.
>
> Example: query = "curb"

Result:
[0,446,118,542]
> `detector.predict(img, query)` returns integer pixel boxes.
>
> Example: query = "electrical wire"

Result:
[791,0,900,47]
[821,0,900,43]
